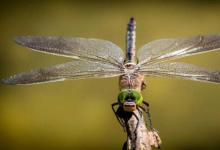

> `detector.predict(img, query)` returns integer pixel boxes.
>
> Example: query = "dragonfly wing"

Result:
[15,36,125,66]
[137,35,220,66]
[139,62,220,84]
[1,60,122,85]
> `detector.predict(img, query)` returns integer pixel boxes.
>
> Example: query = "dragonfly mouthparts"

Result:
[123,101,136,112]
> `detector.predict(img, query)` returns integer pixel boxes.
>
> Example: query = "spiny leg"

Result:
[111,102,126,130]
[141,101,153,130]
[132,108,142,135]
[140,101,162,148]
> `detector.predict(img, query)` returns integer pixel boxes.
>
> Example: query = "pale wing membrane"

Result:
[15,36,125,66]
[139,62,220,83]
[1,60,122,85]
[138,35,220,66]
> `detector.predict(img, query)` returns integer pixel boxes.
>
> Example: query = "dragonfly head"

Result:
[118,89,143,112]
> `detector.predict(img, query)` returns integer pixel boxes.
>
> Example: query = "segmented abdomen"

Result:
[126,17,136,63]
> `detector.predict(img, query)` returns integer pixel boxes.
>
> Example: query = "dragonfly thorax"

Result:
[123,63,137,74]
[118,89,143,112]
[120,63,145,91]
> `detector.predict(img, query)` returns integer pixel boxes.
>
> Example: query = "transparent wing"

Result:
[1,60,122,85]
[15,36,125,66]
[139,62,220,84]
[137,35,220,66]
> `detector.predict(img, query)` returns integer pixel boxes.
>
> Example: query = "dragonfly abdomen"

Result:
[126,17,136,63]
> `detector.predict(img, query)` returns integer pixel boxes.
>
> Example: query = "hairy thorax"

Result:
[119,63,146,91]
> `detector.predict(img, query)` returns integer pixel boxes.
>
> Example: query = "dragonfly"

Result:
[2,17,220,147]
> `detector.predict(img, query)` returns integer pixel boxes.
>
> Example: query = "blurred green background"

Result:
[1,0,220,149]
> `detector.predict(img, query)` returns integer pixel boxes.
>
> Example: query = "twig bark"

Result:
[123,109,152,150]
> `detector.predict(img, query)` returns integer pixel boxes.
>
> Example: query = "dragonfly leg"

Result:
[132,109,140,134]
[111,102,126,130]
[140,101,153,130]
[140,101,162,149]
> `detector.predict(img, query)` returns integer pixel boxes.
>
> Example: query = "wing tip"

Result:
[1,76,37,85]
[14,36,27,46]
[1,77,17,85]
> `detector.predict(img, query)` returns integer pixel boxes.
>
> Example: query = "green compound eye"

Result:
[131,90,143,105]
[118,90,127,104]
[118,90,143,106]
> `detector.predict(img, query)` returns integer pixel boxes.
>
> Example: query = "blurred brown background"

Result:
[0,0,220,149]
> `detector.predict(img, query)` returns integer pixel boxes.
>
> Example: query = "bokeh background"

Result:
[1,0,220,149]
